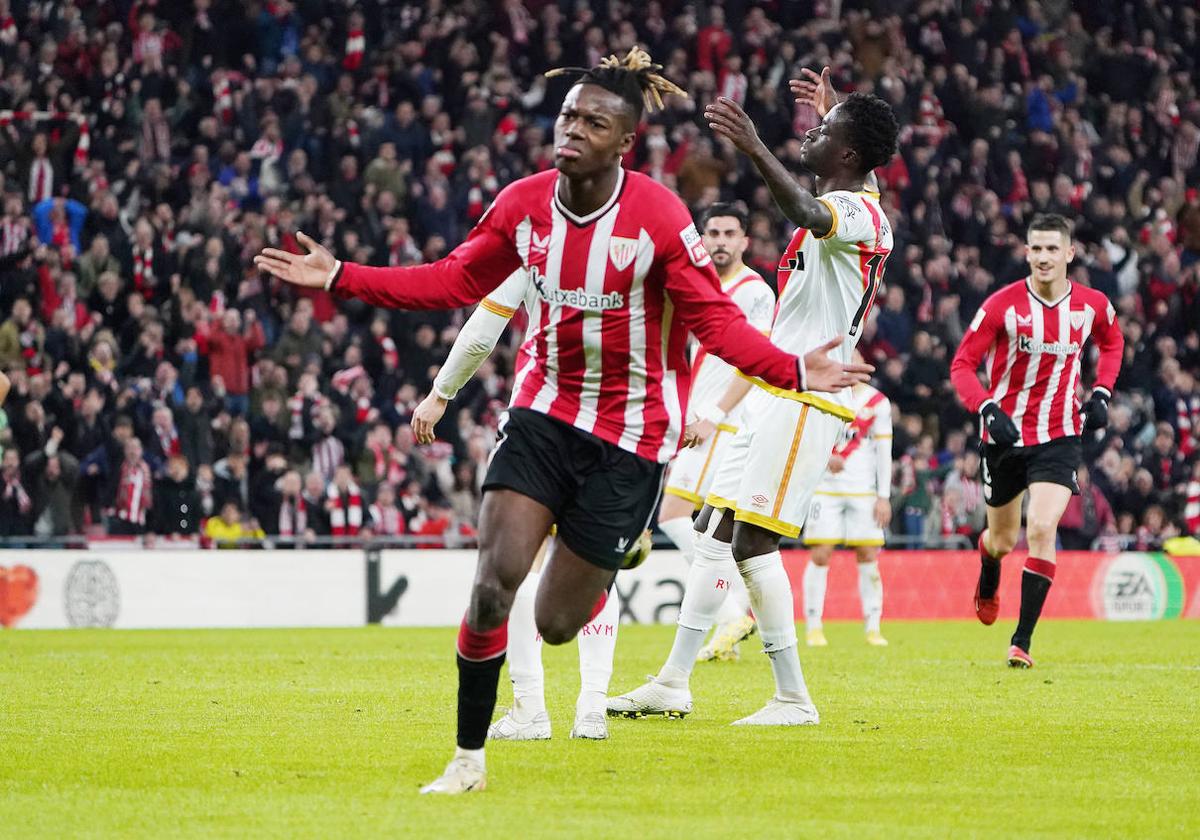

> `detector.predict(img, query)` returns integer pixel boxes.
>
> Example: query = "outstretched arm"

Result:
[705,96,834,235]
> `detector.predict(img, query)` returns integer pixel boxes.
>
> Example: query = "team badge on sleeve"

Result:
[679,223,711,268]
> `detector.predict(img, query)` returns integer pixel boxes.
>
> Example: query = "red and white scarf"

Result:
[157,425,181,457]
[30,157,53,203]
[116,461,152,525]
[1,217,29,257]
[133,246,155,298]
[328,482,363,535]
[368,503,404,536]
[343,28,365,70]
[279,495,307,537]
[1177,395,1200,458]
[1185,479,1200,536]
[0,15,16,47]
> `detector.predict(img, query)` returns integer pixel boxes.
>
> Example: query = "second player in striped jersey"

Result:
[950,213,1123,668]
[802,369,893,647]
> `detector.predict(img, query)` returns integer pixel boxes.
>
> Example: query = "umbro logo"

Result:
[751,494,769,508]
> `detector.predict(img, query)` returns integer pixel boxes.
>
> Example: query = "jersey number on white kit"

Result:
[850,253,886,337]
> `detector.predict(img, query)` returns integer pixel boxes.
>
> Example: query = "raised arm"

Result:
[705,96,834,235]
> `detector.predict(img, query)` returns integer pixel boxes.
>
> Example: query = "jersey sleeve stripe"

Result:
[815,198,839,240]
[479,298,517,318]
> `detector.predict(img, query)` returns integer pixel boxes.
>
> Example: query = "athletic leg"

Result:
[1010,482,1071,659]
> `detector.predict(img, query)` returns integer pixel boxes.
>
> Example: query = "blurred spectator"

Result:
[110,436,152,536]
[151,455,202,536]
[203,499,263,549]
[1060,465,1117,550]
[0,448,33,537]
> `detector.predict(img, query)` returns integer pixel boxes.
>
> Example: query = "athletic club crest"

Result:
[609,236,638,271]
[1070,311,1086,331]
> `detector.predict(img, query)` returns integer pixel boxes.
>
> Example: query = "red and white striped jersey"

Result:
[817,384,892,496]
[335,169,802,463]
[950,279,1124,446]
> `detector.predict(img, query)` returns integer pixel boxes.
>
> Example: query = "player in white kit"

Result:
[609,69,900,725]
[658,203,774,663]
[801,367,893,647]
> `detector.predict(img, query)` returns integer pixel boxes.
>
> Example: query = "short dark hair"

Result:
[1027,213,1074,240]
[699,202,749,233]
[839,93,900,173]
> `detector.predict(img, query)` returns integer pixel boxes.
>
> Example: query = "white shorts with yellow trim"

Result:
[802,492,885,546]
[665,423,738,507]
[705,388,845,538]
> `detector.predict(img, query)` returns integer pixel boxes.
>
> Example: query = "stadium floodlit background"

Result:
[1,1,1198,837]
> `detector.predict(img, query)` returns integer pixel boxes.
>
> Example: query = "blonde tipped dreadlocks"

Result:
[545,47,687,118]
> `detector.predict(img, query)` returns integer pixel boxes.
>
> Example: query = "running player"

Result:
[609,68,899,724]
[658,202,772,662]
[801,356,893,647]
[407,268,640,742]
[950,213,1123,668]
[256,51,871,792]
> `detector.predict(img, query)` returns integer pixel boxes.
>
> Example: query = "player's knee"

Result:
[989,529,1018,556]
[810,547,832,566]
[535,614,576,646]
[469,579,513,628]
[1025,517,1057,550]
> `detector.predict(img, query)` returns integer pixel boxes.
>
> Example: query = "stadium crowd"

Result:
[0,0,1197,550]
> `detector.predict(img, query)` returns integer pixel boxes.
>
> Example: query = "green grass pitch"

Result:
[3,621,1198,838]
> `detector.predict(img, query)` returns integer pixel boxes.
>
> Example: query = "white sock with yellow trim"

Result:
[661,530,737,682]
[803,562,828,632]
[506,570,545,719]
[658,516,698,565]
[739,550,812,702]
[857,560,883,634]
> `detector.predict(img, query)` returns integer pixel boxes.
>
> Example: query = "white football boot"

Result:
[487,708,551,741]
[419,752,487,794]
[731,697,820,727]
[570,711,609,740]
[606,676,693,718]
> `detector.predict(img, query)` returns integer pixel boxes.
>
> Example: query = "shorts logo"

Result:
[750,494,769,508]
[609,236,638,271]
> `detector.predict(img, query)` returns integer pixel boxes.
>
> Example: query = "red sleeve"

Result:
[659,211,800,391]
[950,302,1002,413]
[245,321,265,355]
[1089,296,1124,394]
[334,186,523,310]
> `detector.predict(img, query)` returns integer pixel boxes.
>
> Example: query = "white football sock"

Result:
[454,746,485,768]
[858,560,883,633]
[661,530,737,681]
[803,562,829,631]
[506,570,544,719]
[658,515,698,565]
[739,550,811,703]
[577,585,619,717]
[715,572,751,624]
